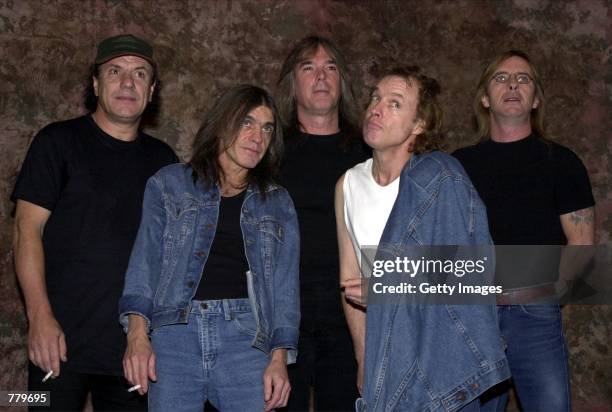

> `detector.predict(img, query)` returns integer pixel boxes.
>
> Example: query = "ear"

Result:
[149,81,156,102]
[532,95,539,109]
[481,94,490,109]
[412,118,426,137]
[93,76,99,97]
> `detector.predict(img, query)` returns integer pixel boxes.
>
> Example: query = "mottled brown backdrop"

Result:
[0,0,610,411]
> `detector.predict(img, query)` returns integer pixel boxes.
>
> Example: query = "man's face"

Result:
[482,56,539,123]
[363,75,424,152]
[219,105,275,173]
[93,55,155,125]
[294,45,341,117]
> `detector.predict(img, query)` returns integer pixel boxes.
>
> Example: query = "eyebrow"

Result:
[245,114,275,125]
[104,63,152,72]
[298,58,337,67]
[493,70,532,76]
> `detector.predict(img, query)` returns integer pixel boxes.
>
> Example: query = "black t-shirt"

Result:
[453,134,594,245]
[11,115,178,375]
[280,130,369,300]
[453,134,595,287]
[194,190,249,300]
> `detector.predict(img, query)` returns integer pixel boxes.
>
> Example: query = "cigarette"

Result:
[42,370,53,383]
[127,384,141,393]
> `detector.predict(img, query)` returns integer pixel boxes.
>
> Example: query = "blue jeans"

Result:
[481,305,570,412]
[149,299,270,412]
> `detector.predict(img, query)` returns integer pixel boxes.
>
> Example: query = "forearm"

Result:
[13,217,53,321]
[342,297,366,363]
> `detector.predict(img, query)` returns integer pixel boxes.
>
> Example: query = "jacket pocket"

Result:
[157,195,200,303]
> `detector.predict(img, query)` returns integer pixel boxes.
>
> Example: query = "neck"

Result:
[371,146,412,186]
[92,110,140,141]
[297,109,340,135]
[219,166,248,197]
[489,116,532,142]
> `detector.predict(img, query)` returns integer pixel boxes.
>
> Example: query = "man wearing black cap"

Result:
[12,34,177,410]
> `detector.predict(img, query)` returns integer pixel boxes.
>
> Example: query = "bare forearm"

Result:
[13,220,52,321]
[342,297,366,362]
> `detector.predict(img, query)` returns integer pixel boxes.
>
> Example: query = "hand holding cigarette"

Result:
[123,315,157,395]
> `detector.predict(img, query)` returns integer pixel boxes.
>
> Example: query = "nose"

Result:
[316,67,326,80]
[120,72,135,89]
[370,100,382,117]
[508,74,519,90]
[250,127,263,144]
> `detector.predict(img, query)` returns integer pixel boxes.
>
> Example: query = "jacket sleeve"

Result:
[270,191,301,364]
[118,175,166,333]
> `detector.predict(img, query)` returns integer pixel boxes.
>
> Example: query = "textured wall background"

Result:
[0,0,610,410]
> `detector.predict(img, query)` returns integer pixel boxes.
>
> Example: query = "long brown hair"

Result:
[276,36,361,138]
[189,85,283,193]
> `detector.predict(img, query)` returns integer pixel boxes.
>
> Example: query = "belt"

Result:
[496,283,556,305]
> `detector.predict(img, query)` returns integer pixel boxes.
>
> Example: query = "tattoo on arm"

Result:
[568,207,594,234]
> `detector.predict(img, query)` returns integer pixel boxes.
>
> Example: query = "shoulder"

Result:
[346,158,372,179]
[403,151,473,191]
[412,151,467,176]
[546,139,587,166]
[140,133,178,158]
[150,163,192,188]
[451,140,486,162]
[33,116,88,143]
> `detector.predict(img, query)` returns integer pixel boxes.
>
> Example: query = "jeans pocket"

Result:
[519,304,561,319]
[231,310,257,336]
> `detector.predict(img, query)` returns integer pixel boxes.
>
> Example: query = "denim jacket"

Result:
[119,164,300,363]
[360,152,510,411]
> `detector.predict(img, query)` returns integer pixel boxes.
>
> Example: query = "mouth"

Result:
[503,95,521,103]
[243,147,261,156]
[115,95,138,102]
[366,119,383,131]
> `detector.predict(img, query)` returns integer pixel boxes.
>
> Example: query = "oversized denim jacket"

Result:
[359,152,510,411]
[119,164,300,363]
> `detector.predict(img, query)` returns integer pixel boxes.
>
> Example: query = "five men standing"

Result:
[11,33,597,412]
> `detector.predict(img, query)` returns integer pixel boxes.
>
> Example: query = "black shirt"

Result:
[11,115,178,375]
[280,131,369,298]
[194,190,249,300]
[453,134,595,245]
[453,134,595,288]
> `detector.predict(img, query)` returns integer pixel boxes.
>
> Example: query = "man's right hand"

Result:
[28,312,67,378]
[123,316,156,395]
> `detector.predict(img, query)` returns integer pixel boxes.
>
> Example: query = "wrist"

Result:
[271,348,287,363]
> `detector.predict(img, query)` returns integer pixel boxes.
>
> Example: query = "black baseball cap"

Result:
[95,34,155,65]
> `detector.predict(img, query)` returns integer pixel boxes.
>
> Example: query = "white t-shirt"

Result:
[343,158,399,275]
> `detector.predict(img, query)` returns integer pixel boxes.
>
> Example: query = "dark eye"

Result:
[242,118,253,128]
[262,125,275,135]
[327,64,337,71]
[390,101,400,109]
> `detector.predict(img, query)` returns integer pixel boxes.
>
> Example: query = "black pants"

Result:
[281,283,359,411]
[28,362,147,411]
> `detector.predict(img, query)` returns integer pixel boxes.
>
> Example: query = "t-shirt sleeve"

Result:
[554,146,595,215]
[11,128,66,212]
